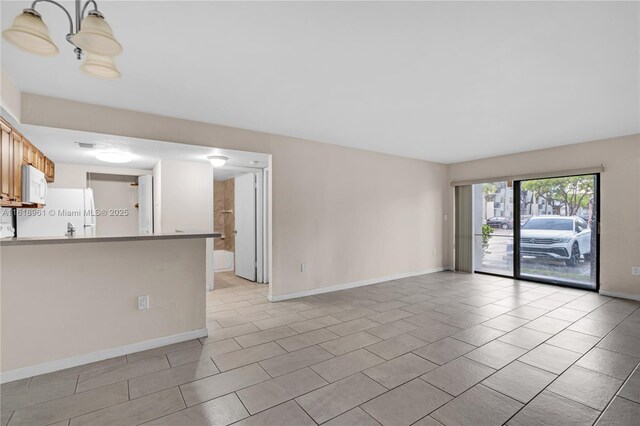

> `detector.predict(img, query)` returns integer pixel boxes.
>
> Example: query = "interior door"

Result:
[137,175,153,234]
[235,173,257,281]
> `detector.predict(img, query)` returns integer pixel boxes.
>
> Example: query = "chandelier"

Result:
[2,0,123,80]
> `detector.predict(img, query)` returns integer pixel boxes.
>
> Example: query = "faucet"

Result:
[66,222,76,236]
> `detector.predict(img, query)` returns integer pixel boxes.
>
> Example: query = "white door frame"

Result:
[262,167,270,284]
[213,164,271,285]
[255,170,264,283]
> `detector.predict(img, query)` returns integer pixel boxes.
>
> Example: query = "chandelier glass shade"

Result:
[2,10,58,56]
[72,12,122,56]
[81,53,121,80]
[2,0,123,80]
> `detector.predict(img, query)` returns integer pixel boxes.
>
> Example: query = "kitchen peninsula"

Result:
[1,231,220,382]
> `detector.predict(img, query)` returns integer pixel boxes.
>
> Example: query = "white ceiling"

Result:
[2,1,638,164]
[19,124,269,180]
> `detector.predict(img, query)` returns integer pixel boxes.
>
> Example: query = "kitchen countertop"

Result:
[0,231,222,246]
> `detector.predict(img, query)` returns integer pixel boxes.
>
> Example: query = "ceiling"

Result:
[20,124,269,180]
[2,1,638,164]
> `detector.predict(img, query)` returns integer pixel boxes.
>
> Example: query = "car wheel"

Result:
[565,243,580,267]
[501,224,508,229]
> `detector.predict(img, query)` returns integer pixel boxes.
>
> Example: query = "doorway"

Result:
[212,167,269,291]
[515,174,599,289]
[472,181,514,277]
[471,174,599,290]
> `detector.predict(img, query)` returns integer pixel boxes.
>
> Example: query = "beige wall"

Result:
[269,135,449,296]
[157,159,214,234]
[90,174,140,236]
[21,94,636,298]
[155,159,215,288]
[448,134,640,297]
[20,94,451,298]
[0,238,207,372]
[0,68,20,122]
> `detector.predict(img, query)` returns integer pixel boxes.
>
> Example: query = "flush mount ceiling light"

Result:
[207,156,228,167]
[2,0,123,80]
[96,150,133,164]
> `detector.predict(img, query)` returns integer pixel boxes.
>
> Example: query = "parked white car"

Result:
[517,215,591,266]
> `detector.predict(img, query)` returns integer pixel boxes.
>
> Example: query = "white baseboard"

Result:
[1,328,208,384]
[599,289,640,302]
[268,267,448,302]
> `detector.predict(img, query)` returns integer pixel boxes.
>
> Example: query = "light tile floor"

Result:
[2,272,640,425]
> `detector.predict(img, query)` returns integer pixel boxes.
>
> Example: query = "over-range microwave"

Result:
[22,165,47,205]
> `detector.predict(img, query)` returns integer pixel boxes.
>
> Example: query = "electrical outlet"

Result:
[301,263,308,272]
[137,295,150,310]
[432,248,436,257]
[632,267,640,276]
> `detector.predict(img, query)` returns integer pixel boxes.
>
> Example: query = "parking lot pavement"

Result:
[478,228,593,284]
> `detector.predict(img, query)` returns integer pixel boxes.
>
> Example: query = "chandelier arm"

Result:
[30,0,74,36]
[81,0,99,18]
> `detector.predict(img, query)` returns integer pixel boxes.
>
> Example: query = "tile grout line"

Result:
[590,343,640,425]
[500,304,639,424]
[290,399,320,425]
[614,392,640,406]
[6,274,639,426]
[422,291,634,422]
[232,390,253,420]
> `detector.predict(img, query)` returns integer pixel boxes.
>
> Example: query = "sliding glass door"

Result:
[472,181,514,276]
[471,174,599,290]
[515,174,599,290]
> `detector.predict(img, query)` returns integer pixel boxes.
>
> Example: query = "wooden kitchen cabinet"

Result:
[23,139,37,167]
[0,117,54,207]
[0,119,11,202]
[12,132,22,204]
[35,150,45,173]
[44,157,55,183]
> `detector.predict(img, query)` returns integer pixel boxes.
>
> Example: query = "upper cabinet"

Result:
[36,150,45,171]
[12,131,23,204]
[0,120,12,203]
[23,138,36,166]
[0,117,55,207]
[44,157,55,183]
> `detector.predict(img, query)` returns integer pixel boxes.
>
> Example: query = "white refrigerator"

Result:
[17,188,96,237]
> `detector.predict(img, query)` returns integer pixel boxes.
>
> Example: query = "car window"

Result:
[522,218,573,230]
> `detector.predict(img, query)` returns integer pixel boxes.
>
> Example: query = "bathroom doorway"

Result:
[212,162,269,291]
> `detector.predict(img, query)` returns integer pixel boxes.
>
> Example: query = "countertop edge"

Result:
[0,232,222,246]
